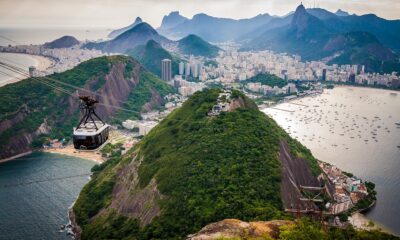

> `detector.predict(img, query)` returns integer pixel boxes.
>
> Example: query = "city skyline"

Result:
[0,0,400,29]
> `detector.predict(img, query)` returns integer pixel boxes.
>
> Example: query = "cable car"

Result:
[73,96,110,150]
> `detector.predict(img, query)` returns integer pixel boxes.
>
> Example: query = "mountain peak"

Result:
[160,11,188,30]
[291,2,324,35]
[134,17,143,24]
[295,3,306,13]
[335,9,350,17]
[128,22,157,34]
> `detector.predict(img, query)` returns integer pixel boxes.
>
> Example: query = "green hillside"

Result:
[72,89,325,239]
[0,55,173,159]
[128,40,181,77]
[178,34,220,57]
[246,73,288,88]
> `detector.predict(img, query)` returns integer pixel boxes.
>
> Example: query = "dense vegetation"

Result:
[73,89,330,239]
[115,71,175,121]
[178,34,220,57]
[128,40,182,78]
[246,73,288,88]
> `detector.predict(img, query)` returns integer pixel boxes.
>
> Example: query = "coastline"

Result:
[42,145,104,164]
[0,145,103,165]
[349,212,395,235]
[0,151,32,164]
[0,52,54,87]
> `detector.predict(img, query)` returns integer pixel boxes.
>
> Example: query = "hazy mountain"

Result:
[244,4,400,73]
[158,12,273,42]
[43,36,79,49]
[177,34,220,57]
[325,31,400,73]
[306,8,339,20]
[245,4,330,59]
[335,9,350,17]
[84,22,171,53]
[158,11,188,31]
[108,17,143,39]
[128,40,181,77]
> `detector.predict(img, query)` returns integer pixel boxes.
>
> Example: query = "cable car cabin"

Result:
[73,121,110,150]
[73,96,109,150]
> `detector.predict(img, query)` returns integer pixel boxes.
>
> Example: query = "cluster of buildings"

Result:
[320,162,369,215]
[178,60,205,80]
[246,82,298,96]
[122,120,158,136]
[42,138,66,149]
[121,93,186,135]
[1,44,105,75]
[196,48,399,88]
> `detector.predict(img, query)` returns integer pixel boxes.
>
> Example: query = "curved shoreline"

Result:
[0,52,54,87]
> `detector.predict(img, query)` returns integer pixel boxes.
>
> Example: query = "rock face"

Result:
[187,219,292,240]
[43,36,79,49]
[99,155,163,226]
[159,11,188,31]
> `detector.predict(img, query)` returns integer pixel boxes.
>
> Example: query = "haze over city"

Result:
[1,0,400,28]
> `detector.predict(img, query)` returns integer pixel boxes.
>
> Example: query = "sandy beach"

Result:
[0,52,54,87]
[43,145,104,163]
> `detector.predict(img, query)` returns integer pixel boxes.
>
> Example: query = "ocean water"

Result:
[0,152,95,240]
[0,27,110,46]
[263,86,400,235]
[0,52,39,86]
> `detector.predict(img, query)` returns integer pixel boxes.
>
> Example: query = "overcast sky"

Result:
[0,0,399,29]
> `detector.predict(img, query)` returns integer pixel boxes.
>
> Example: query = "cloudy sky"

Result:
[0,0,399,29]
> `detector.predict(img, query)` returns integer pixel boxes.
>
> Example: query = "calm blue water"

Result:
[0,152,95,240]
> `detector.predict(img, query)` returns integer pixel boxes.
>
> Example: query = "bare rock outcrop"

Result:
[187,219,292,240]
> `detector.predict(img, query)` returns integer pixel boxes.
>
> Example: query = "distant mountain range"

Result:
[101,5,400,73]
[244,4,400,73]
[84,22,171,53]
[86,22,220,60]
[108,17,143,39]
[158,12,273,42]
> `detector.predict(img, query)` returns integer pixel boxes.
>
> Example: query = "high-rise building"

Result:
[349,72,356,83]
[322,69,327,81]
[185,63,191,77]
[161,59,172,81]
[191,63,198,78]
[179,62,184,75]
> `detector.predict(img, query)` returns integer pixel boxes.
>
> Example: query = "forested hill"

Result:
[0,55,173,160]
[73,89,321,239]
[128,40,181,77]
